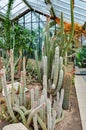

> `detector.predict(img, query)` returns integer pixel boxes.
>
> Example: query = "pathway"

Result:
[75,67,86,130]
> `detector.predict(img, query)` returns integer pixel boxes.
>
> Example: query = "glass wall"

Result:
[18,11,47,58]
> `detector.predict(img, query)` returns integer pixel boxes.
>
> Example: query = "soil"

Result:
[56,85,82,130]
[0,84,82,130]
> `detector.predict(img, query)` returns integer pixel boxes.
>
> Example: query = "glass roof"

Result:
[0,0,86,25]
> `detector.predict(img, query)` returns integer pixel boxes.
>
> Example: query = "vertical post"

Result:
[23,15,25,28]
[31,11,33,33]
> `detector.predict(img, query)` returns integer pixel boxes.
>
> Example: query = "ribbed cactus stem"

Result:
[47,99,51,114]
[10,49,15,104]
[13,106,27,127]
[53,69,64,96]
[63,0,74,56]
[10,49,14,86]
[60,89,64,106]
[23,57,26,106]
[39,95,45,121]
[57,89,64,118]
[52,46,59,89]
[57,92,60,103]
[53,99,57,109]
[31,88,34,109]
[43,56,47,76]
[37,115,47,130]
[35,86,39,104]
[33,114,38,130]
[15,95,19,106]
[59,56,63,70]
[52,110,56,130]
[0,76,2,92]
[35,50,41,82]
[43,74,47,90]
[20,71,26,105]
[48,79,52,92]
[47,99,52,130]
[47,113,52,130]
[27,103,45,126]
[1,68,16,121]
[63,73,72,110]
[20,71,24,105]
[42,88,47,102]
[51,64,55,80]
[23,57,26,89]
[60,12,64,56]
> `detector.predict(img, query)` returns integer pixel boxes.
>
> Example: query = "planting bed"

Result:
[0,83,82,130]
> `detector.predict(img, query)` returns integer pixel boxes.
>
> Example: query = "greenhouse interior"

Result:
[0,0,86,130]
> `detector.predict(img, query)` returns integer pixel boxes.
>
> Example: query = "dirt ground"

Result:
[56,85,82,130]
[0,84,82,130]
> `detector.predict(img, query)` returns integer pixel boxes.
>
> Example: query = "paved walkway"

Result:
[75,68,86,130]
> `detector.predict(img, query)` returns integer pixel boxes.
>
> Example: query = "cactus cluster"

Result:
[35,41,64,97]
[1,66,65,129]
[1,13,73,130]
[0,49,65,129]
[0,0,74,129]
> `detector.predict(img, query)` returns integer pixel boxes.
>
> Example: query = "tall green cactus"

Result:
[62,73,72,110]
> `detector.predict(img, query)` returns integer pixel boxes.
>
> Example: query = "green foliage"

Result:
[26,59,39,81]
[75,46,86,67]
[11,24,35,52]
[0,23,36,58]
[49,0,74,60]
[4,0,15,50]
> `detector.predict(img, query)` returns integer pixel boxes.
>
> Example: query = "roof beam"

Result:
[12,9,31,21]
[44,0,56,18]
[0,13,5,20]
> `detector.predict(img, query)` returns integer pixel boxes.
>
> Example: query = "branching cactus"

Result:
[62,73,72,110]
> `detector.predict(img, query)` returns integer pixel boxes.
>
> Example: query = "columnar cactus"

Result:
[9,49,15,104]
[52,46,59,90]
[1,67,16,121]
[23,56,26,106]
[47,99,52,130]
[62,73,72,110]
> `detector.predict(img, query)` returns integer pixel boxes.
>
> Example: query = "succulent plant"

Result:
[62,73,72,110]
